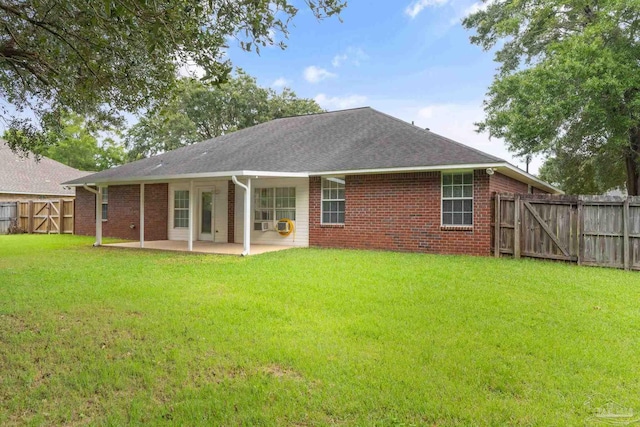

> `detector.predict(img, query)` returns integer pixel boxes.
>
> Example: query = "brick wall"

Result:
[75,184,168,240]
[489,172,529,194]
[309,171,493,256]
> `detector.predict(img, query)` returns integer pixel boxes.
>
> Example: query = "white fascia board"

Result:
[311,163,506,176]
[2,190,75,196]
[498,163,564,194]
[311,162,563,194]
[64,170,309,187]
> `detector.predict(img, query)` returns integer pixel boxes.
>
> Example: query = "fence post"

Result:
[514,194,521,259]
[577,198,584,266]
[494,194,501,258]
[27,201,33,233]
[623,197,630,270]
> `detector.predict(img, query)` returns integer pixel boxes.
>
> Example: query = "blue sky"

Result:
[1,0,541,173]
[222,0,541,173]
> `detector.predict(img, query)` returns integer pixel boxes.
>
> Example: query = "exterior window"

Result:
[442,172,473,226]
[254,187,296,230]
[174,190,189,228]
[322,177,345,224]
[101,187,108,221]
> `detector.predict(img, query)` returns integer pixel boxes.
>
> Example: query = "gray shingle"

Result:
[0,141,90,196]
[66,107,505,184]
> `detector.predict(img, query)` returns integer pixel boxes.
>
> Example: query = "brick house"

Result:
[65,108,560,255]
[0,141,88,201]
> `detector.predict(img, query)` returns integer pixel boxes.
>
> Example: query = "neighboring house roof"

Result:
[0,141,89,197]
[65,107,560,193]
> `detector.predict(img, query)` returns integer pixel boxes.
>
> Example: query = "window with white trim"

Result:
[173,190,189,228]
[442,172,473,226]
[101,187,108,221]
[254,187,296,230]
[322,177,345,224]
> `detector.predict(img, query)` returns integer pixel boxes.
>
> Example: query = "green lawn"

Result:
[1,235,640,426]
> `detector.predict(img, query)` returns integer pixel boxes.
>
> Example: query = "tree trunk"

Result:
[626,128,640,196]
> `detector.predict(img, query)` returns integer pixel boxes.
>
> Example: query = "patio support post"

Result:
[231,176,251,256]
[140,183,145,248]
[96,187,103,246]
[188,180,195,251]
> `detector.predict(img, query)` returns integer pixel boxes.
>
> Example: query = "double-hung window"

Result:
[442,172,473,226]
[254,187,296,230]
[321,177,345,224]
[101,187,108,221]
[174,190,190,228]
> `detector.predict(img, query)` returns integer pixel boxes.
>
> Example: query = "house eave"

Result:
[312,163,563,194]
[64,170,310,187]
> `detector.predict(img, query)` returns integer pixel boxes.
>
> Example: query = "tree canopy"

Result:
[126,70,324,160]
[3,111,126,171]
[0,0,344,154]
[464,0,640,194]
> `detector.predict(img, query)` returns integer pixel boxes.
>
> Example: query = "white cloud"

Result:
[332,47,369,68]
[303,66,337,84]
[451,0,495,24]
[314,94,368,110]
[176,58,206,79]
[332,54,348,68]
[404,0,449,19]
[271,77,290,88]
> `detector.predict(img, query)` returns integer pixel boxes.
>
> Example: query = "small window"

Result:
[442,172,473,226]
[101,187,108,221]
[174,190,189,228]
[322,177,345,224]
[254,187,296,230]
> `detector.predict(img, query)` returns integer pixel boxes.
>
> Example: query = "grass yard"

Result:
[1,235,640,426]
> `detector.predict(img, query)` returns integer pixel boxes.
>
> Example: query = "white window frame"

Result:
[441,172,473,227]
[173,190,190,228]
[101,187,108,221]
[253,187,296,230]
[321,177,345,225]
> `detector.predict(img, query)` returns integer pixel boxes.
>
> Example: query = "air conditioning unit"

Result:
[276,221,289,232]
[260,222,270,231]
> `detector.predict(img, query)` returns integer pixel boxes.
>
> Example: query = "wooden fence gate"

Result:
[16,200,74,234]
[0,202,17,234]
[494,193,640,270]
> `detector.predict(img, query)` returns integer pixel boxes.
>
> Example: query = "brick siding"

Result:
[309,171,493,256]
[489,171,530,194]
[75,184,168,241]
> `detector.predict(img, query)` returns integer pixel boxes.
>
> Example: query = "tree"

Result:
[539,150,626,195]
[0,0,344,154]
[126,70,324,159]
[4,111,126,171]
[463,1,640,194]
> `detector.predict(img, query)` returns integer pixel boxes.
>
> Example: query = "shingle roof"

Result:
[0,141,90,196]
[66,107,505,185]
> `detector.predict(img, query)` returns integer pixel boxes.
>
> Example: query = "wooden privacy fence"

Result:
[0,202,17,234]
[15,199,75,234]
[494,193,640,270]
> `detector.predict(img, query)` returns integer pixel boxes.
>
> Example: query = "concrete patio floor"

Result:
[104,240,294,256]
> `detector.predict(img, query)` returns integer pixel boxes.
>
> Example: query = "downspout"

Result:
[231,175,251,256]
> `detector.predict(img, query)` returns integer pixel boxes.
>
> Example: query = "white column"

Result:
[188,180,195,251]
[95,187,103,246]
[231,176,251,256]
[244,178,251,256]
[140,183,145,248]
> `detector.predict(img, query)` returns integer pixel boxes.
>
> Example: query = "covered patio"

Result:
[104,240,294,256]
